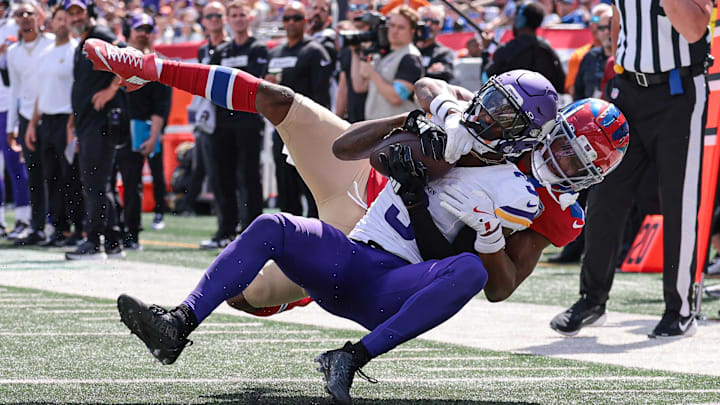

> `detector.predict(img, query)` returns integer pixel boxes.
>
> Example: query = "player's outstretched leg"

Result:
[116,294,197,365]
[82,38,292,125]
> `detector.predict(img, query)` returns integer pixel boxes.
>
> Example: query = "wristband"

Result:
[429,93,461,122]
[473,228,505,254]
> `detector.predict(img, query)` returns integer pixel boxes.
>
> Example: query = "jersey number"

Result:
[384,205,415,241]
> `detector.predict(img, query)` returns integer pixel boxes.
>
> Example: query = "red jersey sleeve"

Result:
[366,167,389,206]
[530,186,586,247]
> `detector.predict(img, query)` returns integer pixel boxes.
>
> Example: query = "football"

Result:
[369,131,454,180]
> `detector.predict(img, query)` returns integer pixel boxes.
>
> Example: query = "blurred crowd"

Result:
[0,0,625,259]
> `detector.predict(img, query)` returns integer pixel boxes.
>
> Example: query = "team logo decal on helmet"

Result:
[531,98,629,200]
[462,69,558,158]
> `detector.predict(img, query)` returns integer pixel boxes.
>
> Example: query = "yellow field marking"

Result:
[139,239,200,249]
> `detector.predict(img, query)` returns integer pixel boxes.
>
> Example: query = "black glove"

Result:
[403,109,447,161]
[379,143,428,207]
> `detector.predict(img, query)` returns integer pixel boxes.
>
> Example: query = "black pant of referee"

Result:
[583,67,707,330]
[38,114,84,244]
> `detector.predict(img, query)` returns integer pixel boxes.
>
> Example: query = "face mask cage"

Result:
[461,77,534,154]
[530,115,605,194]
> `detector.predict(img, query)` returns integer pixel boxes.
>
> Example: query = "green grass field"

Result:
[2,212,720,404]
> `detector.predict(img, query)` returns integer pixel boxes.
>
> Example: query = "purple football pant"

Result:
[183,213,488,358]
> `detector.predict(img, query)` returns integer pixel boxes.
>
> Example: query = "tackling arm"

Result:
[332,113,408,160]
[414,77,474,112]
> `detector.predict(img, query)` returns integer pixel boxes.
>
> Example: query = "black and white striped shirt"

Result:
[613,0,710,74]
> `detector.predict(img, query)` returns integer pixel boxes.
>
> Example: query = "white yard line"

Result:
[0,330,319,337]
[0,376,672,385]
[1,249,719,376]
[0,295,87,300]
[290,347,443,353]
[374,356,509,362]
[232,338,347,344]
[422,366,588,371]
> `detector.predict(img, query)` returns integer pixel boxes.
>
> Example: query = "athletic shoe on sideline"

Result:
[14,230,46,246]
[151,213,165,230]
[707,256,720,278]
[648,310,697,338]
[315,342,376,405]
[550,296,607,337]
[7,221,30,240]
[199,236,232,250]
[65,240,107,260]
[117,294,196,365]
[83,38,158,90]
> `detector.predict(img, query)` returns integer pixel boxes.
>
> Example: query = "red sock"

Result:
[158,60,260,113]
[249,297,314,317]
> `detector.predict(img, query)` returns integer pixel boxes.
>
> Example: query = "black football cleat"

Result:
[550,296,607,337]
[117,294,197,365]
[315,342,376,405]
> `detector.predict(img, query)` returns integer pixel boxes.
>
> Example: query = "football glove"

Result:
[438,185,505,254]
[443,113,476,164]
[403,109,447,161]
[379,144,428,207]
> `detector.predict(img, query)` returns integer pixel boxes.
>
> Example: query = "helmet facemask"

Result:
[531,115,605,195]
[462,76,535,157]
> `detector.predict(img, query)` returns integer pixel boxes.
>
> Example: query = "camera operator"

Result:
[336,0,377,122]
[416,5,454,82]
[356,5,423,120]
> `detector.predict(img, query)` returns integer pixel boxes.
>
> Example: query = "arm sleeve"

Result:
[394,54,424,83]
[407,203,456,260]
[425,47,455,82]
[309,45,333,107]
[151,82,172,121]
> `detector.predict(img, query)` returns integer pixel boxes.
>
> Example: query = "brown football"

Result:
[369,131,454,180]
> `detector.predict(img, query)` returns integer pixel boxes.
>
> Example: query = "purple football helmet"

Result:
[462,69,559,158]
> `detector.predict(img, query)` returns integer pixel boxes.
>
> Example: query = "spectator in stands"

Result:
[574,9,612,99]
[201,1,268,249]
[7,1,54,246]
[335,0,377,122]
[266,2,332,217]
[65,0,126,260]
[416,5,455,82]
[174,1,227,218]
[482,1,565,93]
[25,5,83,247]
[563,3,612,96]
[539,0,561,26]
[555,0,588,25]
[174,7,203,43]
[116,13,171,251]
[357,5,423,120]
[307,0,336,64]
[464,37,483,58]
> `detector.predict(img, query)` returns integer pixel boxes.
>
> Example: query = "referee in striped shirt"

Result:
[551,0,712,338]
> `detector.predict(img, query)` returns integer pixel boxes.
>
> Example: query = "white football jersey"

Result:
[349,163,539,263]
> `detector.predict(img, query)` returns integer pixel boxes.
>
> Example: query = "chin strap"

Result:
[544,183,579,211]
